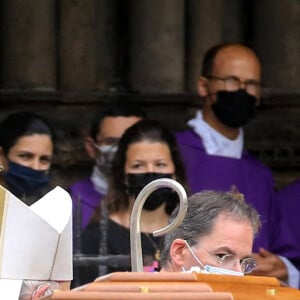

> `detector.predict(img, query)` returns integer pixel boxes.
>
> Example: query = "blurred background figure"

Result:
[176,43,299,287]
[0,111,55,205]
[264,181,300,286]
[75,119,188,286]
[69,103,147,232]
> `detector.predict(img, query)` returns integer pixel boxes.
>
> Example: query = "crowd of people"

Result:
[1,42,299,299]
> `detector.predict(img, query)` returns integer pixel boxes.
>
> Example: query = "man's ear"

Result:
[169,239,188,270]
[197,76,209,97]
[84,136,97,159]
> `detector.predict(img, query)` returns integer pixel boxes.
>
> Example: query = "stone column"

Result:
[128,0,185,93]
[252,0,300,93]
[186,0,223,92]
[1,0,56,90]
[58,0,118,91]
[222,0,249,43]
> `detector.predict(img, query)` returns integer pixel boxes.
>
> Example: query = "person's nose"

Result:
[231,260,243,273]
[145,164,155,173]
[239,81,247,90]
[31,159,43,170]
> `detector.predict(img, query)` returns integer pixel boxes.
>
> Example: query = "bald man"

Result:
[176,43,299,288]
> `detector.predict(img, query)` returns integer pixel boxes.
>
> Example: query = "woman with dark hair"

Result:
[77,119,188,285]
[0,111,55,204]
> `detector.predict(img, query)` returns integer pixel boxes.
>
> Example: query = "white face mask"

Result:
[203,265,244,276]
[184,241,244,276]
[94,143,118,176]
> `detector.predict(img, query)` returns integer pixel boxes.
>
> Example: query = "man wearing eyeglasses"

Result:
[176,43,299,287]
[69,103,147,231]
[160,190,260,275]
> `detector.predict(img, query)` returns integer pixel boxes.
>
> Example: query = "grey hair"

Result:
[160,190,261,267]
[19,280,60,300]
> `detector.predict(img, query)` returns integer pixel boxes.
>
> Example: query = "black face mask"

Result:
[125,173,176,211]
[212,89,256,128]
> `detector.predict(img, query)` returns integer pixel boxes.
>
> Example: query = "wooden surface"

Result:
[41,272,300,300]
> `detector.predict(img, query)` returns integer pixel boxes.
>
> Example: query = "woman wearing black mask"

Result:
[0,111,54,205]
[77,119,188,285]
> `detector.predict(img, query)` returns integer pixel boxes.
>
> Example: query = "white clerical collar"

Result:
[188,110,244,159]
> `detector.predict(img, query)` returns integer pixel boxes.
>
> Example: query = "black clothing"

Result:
[75,218,163,286]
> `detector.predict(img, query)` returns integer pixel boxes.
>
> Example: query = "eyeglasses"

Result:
[204,248,256,274]
[206,75,261,96]
[186,241,256,274]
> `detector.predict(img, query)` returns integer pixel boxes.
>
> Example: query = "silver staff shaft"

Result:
[130,178,188,272]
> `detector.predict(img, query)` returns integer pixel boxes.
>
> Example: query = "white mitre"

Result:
[0,185,73,300]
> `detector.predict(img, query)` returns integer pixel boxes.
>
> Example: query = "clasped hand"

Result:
[251,248,288,282]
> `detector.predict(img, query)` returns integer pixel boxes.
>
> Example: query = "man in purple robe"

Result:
[176,43,299,287]
[69,103,146,231]
[274,180,300,271]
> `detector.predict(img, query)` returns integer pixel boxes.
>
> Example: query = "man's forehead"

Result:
[98,116,141,138]
[199,214,254,255]
[206,214,253,241]
[215,45,258,60]
[212,46,261,79]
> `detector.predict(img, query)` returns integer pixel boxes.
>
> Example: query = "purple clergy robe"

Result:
[274,180,300,270]
[69,177,105,230]
[176,129,276,252]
